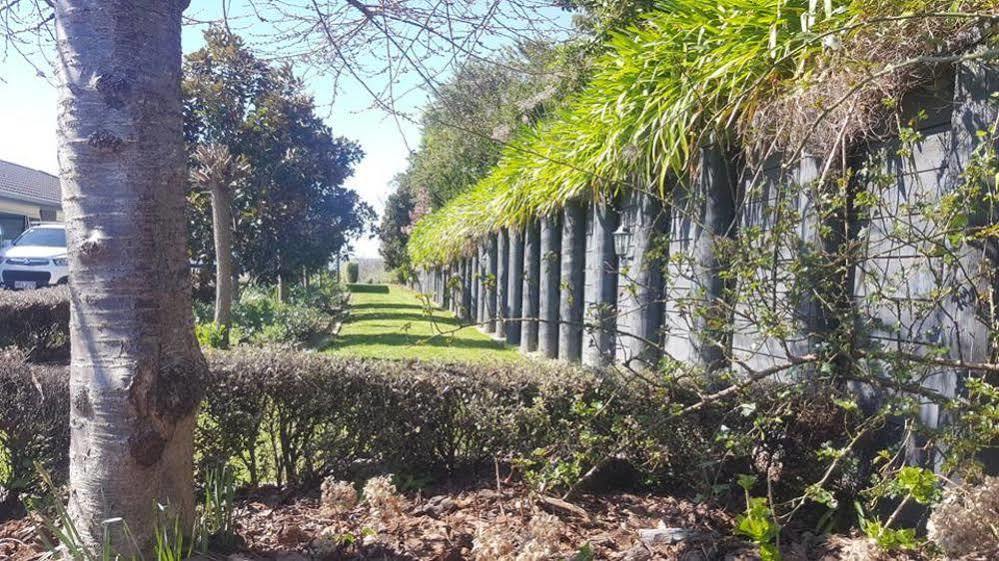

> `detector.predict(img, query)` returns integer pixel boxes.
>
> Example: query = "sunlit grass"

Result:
[325,284,522,363]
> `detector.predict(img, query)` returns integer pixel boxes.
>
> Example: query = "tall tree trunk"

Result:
[55,0,205,556]
[211,182,234,332]
[277,273,288,303]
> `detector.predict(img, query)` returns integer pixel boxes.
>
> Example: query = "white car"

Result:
[0,223,69,289]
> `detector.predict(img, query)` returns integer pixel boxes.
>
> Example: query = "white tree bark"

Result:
[55,0,205,555]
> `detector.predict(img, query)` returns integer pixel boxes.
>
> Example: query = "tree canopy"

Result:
[184,30,373,286]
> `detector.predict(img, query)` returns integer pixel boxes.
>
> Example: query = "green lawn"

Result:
[326,284,522,362]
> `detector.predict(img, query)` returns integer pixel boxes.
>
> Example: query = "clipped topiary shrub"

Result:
[346,262,359,283]
[0,286,70,361]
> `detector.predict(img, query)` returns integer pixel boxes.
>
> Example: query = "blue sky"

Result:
[0,1,571,258]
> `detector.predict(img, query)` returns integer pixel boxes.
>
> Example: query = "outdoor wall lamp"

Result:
[613,224,632,261]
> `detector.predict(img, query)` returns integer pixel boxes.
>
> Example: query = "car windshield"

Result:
[14,228,66,248]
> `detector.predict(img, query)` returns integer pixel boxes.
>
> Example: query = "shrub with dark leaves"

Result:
[0,287,70,361]
[0,347,857,513]
[0,348,70,514]
[0,348,629,497]
[197,349,618,488]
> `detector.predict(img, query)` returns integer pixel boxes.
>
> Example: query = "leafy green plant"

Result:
[859,519,918,551]
[892,466,939,505]
[735,474,782,561]
[196,465,237,552]
[195,323,242,350]
[856,502,919,551]
[346,262,360,283]
[153,504,194,561]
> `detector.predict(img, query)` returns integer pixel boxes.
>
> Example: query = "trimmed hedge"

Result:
[0,348,70,510]
[0,286,70,361]
[0,347,856,513]
[198,349,618,486]
[1,348,665,495]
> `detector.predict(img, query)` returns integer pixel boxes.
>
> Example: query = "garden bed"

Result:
[0,478,933,561]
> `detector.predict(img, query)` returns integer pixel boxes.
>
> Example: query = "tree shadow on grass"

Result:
[350,302,425,311]
[332,332,507,350]
[349,311,462,325]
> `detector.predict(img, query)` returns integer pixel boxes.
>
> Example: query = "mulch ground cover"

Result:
[0,480,930,561]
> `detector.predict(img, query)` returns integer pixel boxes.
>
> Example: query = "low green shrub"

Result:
[0,347,867,523]
[0,287,70,361]
[195,283,348,349]
[196,349,624,487]
[346,283,389,293]
[2,348,658,497]
[0,348,70,506]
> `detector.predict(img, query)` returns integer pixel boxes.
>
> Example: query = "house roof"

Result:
[0,159,61,207]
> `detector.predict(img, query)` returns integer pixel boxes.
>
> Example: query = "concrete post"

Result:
[471,253,480,325]
[460,258,472,321]
[583,200,619,368]
[444,266,450,309]
[451,262,459,314]
[915,53,997,469]
[521,219,541,353]
[538,214,562,358]
[670,143,739,372]
[507,227,524,345]
[485,234,498,333]
[559,201,587,362]
[496,229,509,339]
[478,244,488,328]
[616,189,669,370]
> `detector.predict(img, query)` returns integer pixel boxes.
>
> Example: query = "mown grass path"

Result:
[326,284,521,362]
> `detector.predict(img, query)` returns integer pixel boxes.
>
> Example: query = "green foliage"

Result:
[409,0,850,266]
[862,521,919,551]
[856,502,920,551]
[377,181,415,272]
[735,497,782,561]
[195,282,348,349]
[153,505,195,561]
[560,0,658,40]
[407,41,583,211]
[195,323,243,350]
[346,262,360,283]
[195,465,237,552]
[570,543,596,561]
[891,466,939,505]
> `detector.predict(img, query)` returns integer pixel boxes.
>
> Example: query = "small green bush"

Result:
[200,283,348,348]
[0,287,70,361]
[346,283,389,294]
[0,349,70,501]
[346,262,359,283]
[195,323,244,350]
